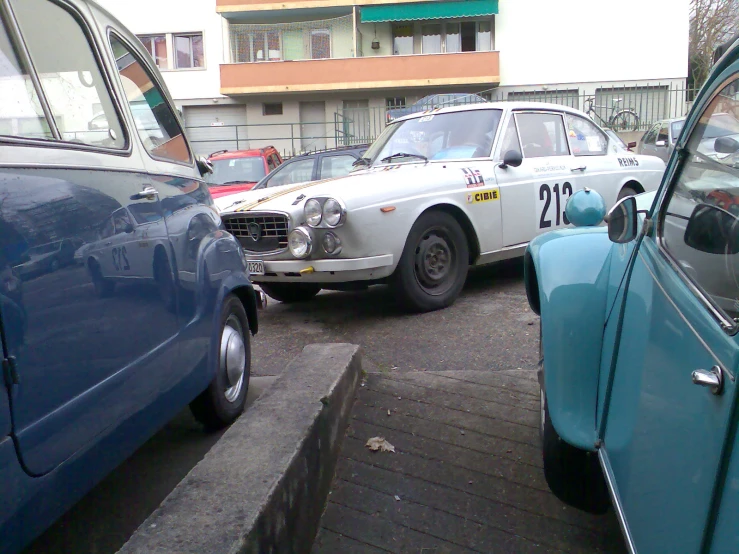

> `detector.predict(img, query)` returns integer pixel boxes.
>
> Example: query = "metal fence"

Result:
[185,82,699,158]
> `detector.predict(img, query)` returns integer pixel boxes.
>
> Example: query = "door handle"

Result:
[692,365,724,395]
[571,166,587,172]
[130,186,159,200]
[104,242,112,246]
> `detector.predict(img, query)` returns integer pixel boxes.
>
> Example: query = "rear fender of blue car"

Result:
[524,227,614,451]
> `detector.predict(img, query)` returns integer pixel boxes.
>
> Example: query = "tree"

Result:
[689,0,739,90]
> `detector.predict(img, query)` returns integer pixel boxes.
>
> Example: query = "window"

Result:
[205,157,266,185]
[477,21,492,51]
[320,154,356,179]
[263,102,283,116]
[11,0,125,148]
[310,30,330,59]
[267,154,277,171]
[643,123,659,145]
[566,114,607,156]
[460,22,476,52]
[386,97,406,109]
[499,116,522,158]
[660,76,739,320]
[392,25,413,56]
[657,124,669,145]
[422,24,442,53]
[671,120,685,143]
[516,112,570,158]
[110,35,190,163]
[112,208,133,234]
[0,14,51,139]
[138,35,168,69]
[445,23,461,53]
[174,33,204,69]
[267,158,314,187]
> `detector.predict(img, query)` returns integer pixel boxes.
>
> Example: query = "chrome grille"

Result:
[223,212,289,253]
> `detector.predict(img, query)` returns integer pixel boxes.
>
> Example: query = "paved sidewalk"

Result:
[312,369,626,553]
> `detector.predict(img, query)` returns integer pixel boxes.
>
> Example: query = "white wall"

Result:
[95,0,224,102]
[495,0,690,86]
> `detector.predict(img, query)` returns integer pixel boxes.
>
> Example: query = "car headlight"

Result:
[304,199,322,227]
[322,232,342,255]
[323,198,345,227]
[288,227,313,259]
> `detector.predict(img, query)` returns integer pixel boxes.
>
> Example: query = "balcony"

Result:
[220,50,500,95]
[216,0,432,14]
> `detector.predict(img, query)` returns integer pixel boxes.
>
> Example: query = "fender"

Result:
[524,226,614,451]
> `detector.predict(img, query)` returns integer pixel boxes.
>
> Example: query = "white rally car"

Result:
[215,102,666,312]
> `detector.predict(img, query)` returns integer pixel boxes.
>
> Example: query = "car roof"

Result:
[287,144,369,160]
[208,149,272,160]
[392,101,595,124]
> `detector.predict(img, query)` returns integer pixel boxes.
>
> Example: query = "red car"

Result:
[205,146,282,199]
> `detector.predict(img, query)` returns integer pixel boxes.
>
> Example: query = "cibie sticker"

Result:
[461,167,484,188]
[419,115,434,122]
[467,188,500,204]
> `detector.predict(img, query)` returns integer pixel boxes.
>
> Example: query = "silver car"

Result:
[637,117,686,162]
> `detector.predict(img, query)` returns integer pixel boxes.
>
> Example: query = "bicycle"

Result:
[584,97,640,131]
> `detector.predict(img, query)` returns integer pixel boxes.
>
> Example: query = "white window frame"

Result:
[173,33,205,70]
[418,18,494,55]
[137,32,205,71]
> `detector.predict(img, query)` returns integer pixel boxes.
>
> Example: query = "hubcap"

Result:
[221,315,246,403]
[413,229,456,295]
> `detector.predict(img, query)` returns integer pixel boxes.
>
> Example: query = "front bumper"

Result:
[247,254,394,283]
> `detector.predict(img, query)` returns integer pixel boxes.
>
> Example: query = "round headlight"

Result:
[322,232,342,255]
[323,198,344,227]
[304,199,322,227]
[288,227,312,259]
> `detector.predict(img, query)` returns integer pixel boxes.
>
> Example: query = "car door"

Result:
[600,74,739,553]
[0,0,179,475]
[494,111,581,246]
[639,122,660,157]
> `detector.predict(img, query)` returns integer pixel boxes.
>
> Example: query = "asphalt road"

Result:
[24,259,536,553]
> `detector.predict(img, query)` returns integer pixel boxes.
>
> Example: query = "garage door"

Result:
[184,105,247,157]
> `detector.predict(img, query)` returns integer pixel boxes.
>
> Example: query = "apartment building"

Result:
[97,0,689,156]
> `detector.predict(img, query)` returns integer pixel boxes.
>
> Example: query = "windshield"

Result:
[364,109,502,165]
[671,120,685,142]
[700,113,739,140]
[205,157,266,185]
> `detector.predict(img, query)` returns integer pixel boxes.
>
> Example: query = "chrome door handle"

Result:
[571,166,587,172]
[130,186,159,200]
[692,365,724,395]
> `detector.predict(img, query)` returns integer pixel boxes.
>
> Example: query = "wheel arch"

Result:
[621,179,644,195]
[418,203,481,264]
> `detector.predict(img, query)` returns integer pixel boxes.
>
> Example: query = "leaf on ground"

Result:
[366,436,396,453]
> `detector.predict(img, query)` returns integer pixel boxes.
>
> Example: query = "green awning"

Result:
[360,0,498,23]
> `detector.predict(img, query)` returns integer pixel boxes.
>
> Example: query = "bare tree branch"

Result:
[690,0,739,86]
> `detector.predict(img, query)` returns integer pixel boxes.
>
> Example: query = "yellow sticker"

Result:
[466,188,500,204]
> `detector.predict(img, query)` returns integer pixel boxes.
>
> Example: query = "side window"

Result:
[516,113,569,158]
[320,154,357,179]
[657,124,669,145]
[109,35,190,164]
[112,209,133,234]
[644,124,659,145]
[565,114,607,156]
[661,76,739,321]
[10,0,125,148]
[99,218,115,240]
[499,116,522,159]
[266,154,277,171]
[268,159,314,188]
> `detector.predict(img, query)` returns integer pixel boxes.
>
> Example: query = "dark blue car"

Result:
[0,1,261,551]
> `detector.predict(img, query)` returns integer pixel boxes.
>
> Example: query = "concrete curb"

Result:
[117,343,362,554]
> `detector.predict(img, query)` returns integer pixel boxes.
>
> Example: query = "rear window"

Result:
[206,157,267,185]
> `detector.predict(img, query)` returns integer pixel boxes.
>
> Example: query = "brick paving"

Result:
[312,369,627,554]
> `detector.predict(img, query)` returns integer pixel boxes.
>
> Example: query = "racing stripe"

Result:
[234,179,332,212]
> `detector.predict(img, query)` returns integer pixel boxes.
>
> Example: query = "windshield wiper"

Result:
[380,152,428,163]
[215,180,257,185]
[352,157,371,167]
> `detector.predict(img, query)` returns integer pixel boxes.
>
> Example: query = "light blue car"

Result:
[525,37,739,552]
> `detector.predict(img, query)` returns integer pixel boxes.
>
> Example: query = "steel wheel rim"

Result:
[413,226,457,296]
[221,314,246,403]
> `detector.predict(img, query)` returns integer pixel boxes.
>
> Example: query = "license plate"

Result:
[247,260,264,276]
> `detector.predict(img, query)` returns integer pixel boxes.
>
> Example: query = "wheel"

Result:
[610,110,640,132]
[154,249,177,311]
[259,282,321,303]
[540,324,610,514]
[190,294,251,430]
[391,210,469,312]
[617,185,639,200]
[89,259,114,298]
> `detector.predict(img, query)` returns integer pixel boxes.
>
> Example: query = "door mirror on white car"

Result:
[196,155,214,176]
[684,203,739,255]
[499,149,523,169]
[715,136,739,155]
[656,140,667,147]
[606,196,638,243]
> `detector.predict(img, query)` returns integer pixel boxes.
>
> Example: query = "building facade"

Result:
[97,0,690,157]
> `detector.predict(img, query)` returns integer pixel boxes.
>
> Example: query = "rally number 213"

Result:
[539,182,573,229]
[112,246,130,271]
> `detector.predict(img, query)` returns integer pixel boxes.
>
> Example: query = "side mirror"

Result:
[197,156,213,177]
[627,141,637,150]
[655,140,667,147]
[124,223,134,234]
[714,136,739,155]
[684,203,739,254]
[498,149,523,169]
[606,196,638,243]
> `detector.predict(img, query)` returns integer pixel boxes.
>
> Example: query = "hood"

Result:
[215,162,432,214]
[208,183,257,199]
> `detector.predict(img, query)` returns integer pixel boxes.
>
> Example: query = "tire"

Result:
[154,249,177,311]
[610,110,640,132]
[259,282,321,303]
[540,324,610,514]
[190,294,251,430]
[617,185,639,200]
[89,259,115,298]
[391,210,469,312]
